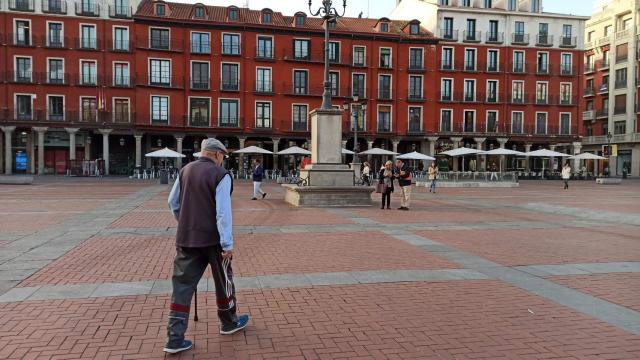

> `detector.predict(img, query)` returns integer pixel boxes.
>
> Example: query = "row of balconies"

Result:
[0,108,579,137]
[439,30,577,48]
[438,92,577,106]
[440,61,575,76]
[6,0,133,17]
[1,34,134,52]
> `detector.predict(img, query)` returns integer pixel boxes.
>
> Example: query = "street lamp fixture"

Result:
[309,0,347,110]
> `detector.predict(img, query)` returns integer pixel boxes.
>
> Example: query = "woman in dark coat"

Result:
[378,160,395,209]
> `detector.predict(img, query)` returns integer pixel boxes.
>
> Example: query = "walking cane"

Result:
[194,289,199,322]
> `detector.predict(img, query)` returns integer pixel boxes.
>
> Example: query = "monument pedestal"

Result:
[283,108,373,207]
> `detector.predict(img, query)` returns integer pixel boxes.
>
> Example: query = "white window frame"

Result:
[560,52,573,74]
[13,18,32,45]
[148,57,172,86]
[149,26,171,49]
[112,25,129,51]
[254,100,272,128]
[218,97,240,127]
[486,79,499,103]
[352,45,366,66]
[14,93,35,120]
[409,47,424,69]
[463,78,476,101]
[440,108,453,132]
[221,32,241,55]
[351,72,367,98]
[46,57,65,84]
[112,97,131,123]
[112,61,130,86]
[511,111,524,134]
[536,81,549,103]
[378,73,393,99]
[408,74,424,98]
[560,82,572,104]
[408,105,423,132]
[329,40,342,63]
[189,60,210,89]
[291,103,309,131]
[255,66,272,92]
[187,96,212,127]
[440,77,454,101]
[79,96,98,122]
[46,94,65,121]
[513,50,525,72]
[292,68,309,94]
[350,103,366,131]
[535,111,548,134]
[46,21,64,47]
[512,80,524,102]
[464,47,477,71]
[14,55,33,82]
[79,58,98,85]
[462,109,476,132]
[441,46,454,70]
[559,112,572,134]
[190,31,211,54]
[377,104,394,132]
[486,49,499,71]
[486,110,499,132]
[379,46,392,68]
[79,23,97,49]
[256,34,274,58]
[329,70,340,96]
[220,61,241,91]
[150,94,170,124]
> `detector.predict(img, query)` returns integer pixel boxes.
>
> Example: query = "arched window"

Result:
[156,3,165,16]
[194,6,205,18]
[228,7,238,21]
[295,13,305,26]
[262,9,272,24]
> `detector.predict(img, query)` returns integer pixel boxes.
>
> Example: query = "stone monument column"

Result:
[427,136,438,157]
[474,137,486,171]
[134,133,143,169]
[174,134,184,169]
[271,137,280,170]
[33,127,48,175]
[341,140,347,163]
[450,137,462,171]
[572,142,582,173]
[66,128,79,161]
[1,126,16,174]
[99,129,112,175]
[524,144,532,172]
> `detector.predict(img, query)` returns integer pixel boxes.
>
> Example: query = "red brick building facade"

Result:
[0,0,584,175]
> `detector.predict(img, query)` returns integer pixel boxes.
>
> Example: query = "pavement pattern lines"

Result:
[0,179,639,359]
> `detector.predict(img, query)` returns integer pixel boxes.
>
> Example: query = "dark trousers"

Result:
[166,245,237,347]
[381,189,392,208]
[363,175,370,186]
[564,179,569,189]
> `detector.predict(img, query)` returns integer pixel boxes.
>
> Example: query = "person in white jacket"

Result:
[561,162,571,190]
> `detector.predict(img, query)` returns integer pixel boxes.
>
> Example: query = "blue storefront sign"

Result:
[15,151,27,171]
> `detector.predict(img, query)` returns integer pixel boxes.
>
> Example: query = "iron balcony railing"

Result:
[112,75,131,87]
[221,81,240,91]
[292,122,308,131]
[191,42,211,54]
[75,1,100,16]
[42,0,67,13]
[77,37,99,50]
[190,78,210,90]
[378,89,392,100]
[255,46,274,59]
[221,44,241,55]
[584,87,595,96]
[462,30,481,43]
[439,29,458,41]
[145,38,183,52]
[108,4,132,18]
[111,39,131,52]
[560,36,577,48]
[535,34,553,46]
[511,33,529,45]
[485,32,503,44]
[9,0,35,11]
[255,81,273,93]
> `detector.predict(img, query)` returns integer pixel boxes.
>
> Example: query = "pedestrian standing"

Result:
[165,138,249,355]
[562,162,571,190]
[490,162,499,181]
[251,159,267,200]
[428,161,438,193]
[395,159,412,211]
[362,161,371,186]
[378,161,394,209]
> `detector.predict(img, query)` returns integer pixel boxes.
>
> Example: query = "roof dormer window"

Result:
[295,13,305,26]
[228,7,238,21]
[194,6,205,19]
[380,23,389,32]
[262,9,272,24]
[156,3,165,16]
[410,22,419,35]
[327,20,336,29]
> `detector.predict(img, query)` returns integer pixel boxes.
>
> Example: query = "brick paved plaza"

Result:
[1,179,639,359]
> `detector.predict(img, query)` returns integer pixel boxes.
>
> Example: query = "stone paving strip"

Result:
[372,227,640,336]
[1,261,637,303]
[96,218,598,237]
[0,268,489,302]
[0,185,166,295]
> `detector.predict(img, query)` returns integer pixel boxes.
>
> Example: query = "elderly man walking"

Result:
[164,138,249,354]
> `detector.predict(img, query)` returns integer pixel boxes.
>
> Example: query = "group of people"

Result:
[372,160,439,210]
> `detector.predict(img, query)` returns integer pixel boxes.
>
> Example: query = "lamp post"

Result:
[309,0,347,110]
[606,131,613,177]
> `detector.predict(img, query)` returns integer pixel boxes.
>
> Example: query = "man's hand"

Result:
[222,250,233,259]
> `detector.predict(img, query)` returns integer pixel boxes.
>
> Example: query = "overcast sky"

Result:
[169,0,597,18]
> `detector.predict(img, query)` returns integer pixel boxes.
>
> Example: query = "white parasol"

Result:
[397,151,435,161]
[276,146,311,155]
[438,147,483,172]
[145,147,186,158]
[234,146,273,154]
[359,147,399,156]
